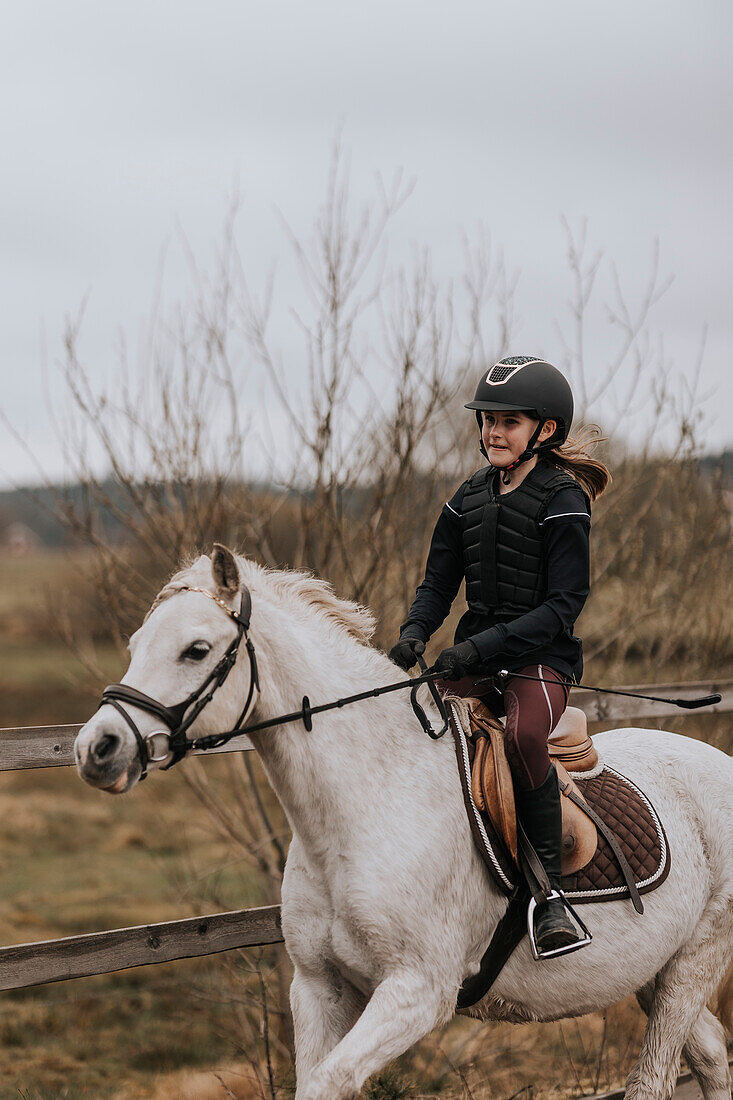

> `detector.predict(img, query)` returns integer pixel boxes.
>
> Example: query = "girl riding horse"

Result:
[390,356,611,957]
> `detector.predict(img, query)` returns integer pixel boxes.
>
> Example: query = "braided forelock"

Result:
[144,573,198,623]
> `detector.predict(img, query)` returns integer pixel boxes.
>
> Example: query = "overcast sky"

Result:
[1,0,731,489]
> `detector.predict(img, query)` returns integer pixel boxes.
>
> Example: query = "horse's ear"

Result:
[211,544,240,597]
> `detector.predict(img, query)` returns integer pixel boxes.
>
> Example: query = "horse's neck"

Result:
[246,602,457,862]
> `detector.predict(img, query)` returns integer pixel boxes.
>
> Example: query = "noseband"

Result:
[99,585,260,780]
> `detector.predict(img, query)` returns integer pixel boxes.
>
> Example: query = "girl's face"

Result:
[481,410,556,467]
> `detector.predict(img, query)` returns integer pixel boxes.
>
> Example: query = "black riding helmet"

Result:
[465,356,574,474]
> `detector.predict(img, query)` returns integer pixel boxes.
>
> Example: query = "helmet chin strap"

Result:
[497,419,545,483]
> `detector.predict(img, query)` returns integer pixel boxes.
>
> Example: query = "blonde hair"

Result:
[546,424,611,501]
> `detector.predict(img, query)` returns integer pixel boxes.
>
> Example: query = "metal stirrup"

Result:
[517,822,592,961]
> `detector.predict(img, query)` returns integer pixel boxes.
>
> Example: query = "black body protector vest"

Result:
[460,462,588,621]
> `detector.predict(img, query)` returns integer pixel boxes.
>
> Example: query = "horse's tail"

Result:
[713,960,733,1035]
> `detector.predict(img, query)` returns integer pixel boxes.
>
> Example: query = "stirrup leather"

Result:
[526,890,592,960]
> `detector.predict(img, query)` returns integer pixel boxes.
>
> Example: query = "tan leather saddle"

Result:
[468,699,599,873]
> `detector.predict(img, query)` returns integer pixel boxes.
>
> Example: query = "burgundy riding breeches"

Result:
[440,663,570,790]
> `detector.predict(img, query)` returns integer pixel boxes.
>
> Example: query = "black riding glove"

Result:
[433,639,480,680]
[388,635,426,671]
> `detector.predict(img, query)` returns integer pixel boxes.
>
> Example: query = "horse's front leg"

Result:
[291,963,366,1089]
[295,970,453,1100]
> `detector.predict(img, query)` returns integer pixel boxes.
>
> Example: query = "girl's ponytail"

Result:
[547,425,611,501]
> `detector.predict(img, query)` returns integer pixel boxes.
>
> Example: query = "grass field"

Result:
[0,548,729,1098]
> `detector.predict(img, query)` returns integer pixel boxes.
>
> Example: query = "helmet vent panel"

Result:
[486,356,543,386]
[487,363,524,384]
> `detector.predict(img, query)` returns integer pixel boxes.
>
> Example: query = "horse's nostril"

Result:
[92,733,120,764]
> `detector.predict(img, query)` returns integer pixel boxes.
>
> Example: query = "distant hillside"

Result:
[0,481,126,548]
[1,450,731,549]
[0,477,281,550]
[700,449,733,482]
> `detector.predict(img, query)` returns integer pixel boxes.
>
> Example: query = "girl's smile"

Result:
[482,410,539,467]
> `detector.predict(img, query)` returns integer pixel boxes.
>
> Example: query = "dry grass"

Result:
[1,548,730,1096]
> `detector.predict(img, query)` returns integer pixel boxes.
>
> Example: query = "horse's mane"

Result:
[146,555,376,645]
[266,568,376,644]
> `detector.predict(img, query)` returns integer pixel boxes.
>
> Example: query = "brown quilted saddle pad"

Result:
[559,766,670,902]
[448,700,671,905]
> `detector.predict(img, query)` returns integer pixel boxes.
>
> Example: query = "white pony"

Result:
[75,547,733,1100]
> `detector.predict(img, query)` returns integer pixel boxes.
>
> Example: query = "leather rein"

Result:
[98,575,720,785]
[99,585,450,780]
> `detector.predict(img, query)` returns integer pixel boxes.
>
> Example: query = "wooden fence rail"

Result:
[0,722,254,772]
[0,906,283,991]
[0,678,729,991]
[1,679,731,772]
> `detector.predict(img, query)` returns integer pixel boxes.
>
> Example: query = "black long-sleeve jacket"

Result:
[400,474,591,682]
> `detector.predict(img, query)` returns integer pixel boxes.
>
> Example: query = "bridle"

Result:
[99,585,259,780]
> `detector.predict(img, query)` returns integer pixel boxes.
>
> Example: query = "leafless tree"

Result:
[12,142,730,1088]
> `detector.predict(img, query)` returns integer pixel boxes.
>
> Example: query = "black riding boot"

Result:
[514,764,585,956]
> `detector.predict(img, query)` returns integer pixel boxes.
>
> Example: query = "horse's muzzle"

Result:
[74,716,140,793]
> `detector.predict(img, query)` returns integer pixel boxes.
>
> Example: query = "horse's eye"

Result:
[182,641,211,662]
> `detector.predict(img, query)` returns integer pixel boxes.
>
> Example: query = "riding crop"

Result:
[474,671,722,711]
